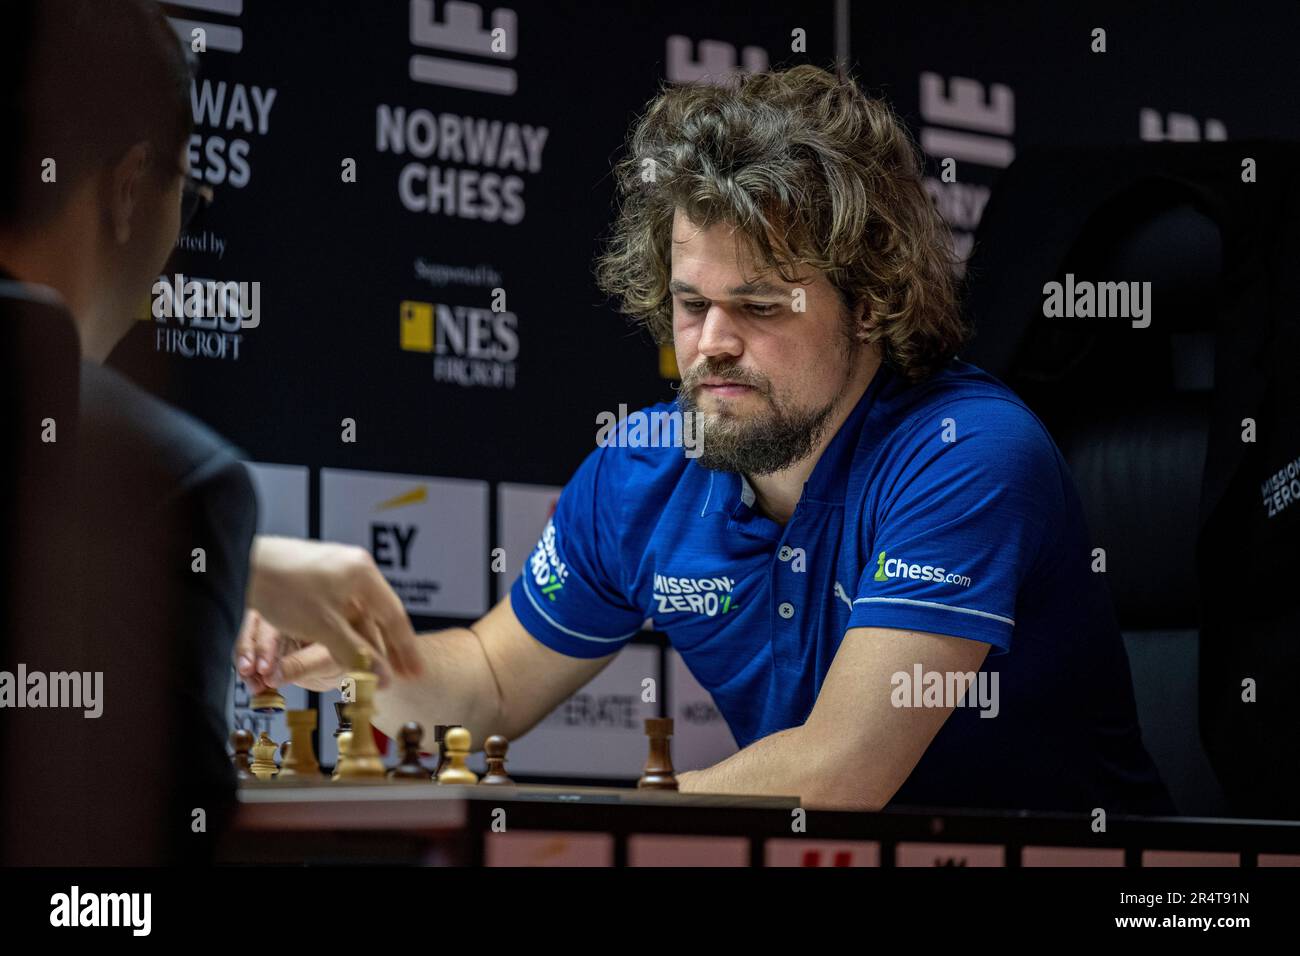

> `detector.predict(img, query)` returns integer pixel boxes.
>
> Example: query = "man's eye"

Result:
[680,301,780,316]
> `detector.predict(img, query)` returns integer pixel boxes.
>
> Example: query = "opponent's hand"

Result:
[234,608,349,693]
[245,536,423,680]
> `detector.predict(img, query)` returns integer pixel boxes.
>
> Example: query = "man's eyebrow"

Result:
[668,279,788,297]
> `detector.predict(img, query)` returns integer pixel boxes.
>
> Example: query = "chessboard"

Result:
[223,650,799,865]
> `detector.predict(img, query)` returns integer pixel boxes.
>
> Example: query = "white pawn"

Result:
[436,727,478,784]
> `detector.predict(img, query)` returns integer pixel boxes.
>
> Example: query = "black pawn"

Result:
[432,725,452,776]
[230,728,255,782]
[333,700,352,735]
[480,734,513,785]
[388,722,431,780]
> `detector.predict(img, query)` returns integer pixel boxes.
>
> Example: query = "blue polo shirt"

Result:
[511,358,1174,814]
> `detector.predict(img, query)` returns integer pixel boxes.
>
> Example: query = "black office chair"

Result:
[963,175,1231,816]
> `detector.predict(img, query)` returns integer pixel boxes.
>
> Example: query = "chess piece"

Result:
[436,726,478,784]
[480,735,513,785]
[331,700,352,779]
[230,728,255,782]
[278,709,321,779]
[250,688,286,713]
[332,729,352,781]
[336,650,384,779]
[431,725,452,775]
[388,722,432,780]
[250,731,279,781]
[637,717,678,790]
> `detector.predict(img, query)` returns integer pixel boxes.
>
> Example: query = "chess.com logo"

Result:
[872,551,972,588]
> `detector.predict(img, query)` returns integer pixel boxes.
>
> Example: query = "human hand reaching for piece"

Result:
[240,536,422,687]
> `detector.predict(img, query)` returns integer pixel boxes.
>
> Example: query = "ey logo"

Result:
[371,486,425,570]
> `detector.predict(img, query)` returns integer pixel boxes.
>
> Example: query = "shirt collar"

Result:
[698,362,893,517]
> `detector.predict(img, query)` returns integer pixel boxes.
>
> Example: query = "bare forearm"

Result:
[678,725,881,810]
[372,627,505,748]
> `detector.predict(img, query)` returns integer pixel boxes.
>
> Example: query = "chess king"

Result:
[238,65,1173,816]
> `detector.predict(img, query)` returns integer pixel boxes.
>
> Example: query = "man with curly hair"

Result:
[256,65,1173,814]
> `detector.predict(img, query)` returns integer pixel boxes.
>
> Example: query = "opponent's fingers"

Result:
[360,569,421,678]
[234,609,262,682]
[277,643,345,692]
[253,615,284,679]
[351,613,394,689]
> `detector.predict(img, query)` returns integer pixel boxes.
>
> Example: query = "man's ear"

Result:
[107,142,151,245]
[851,298,873,342]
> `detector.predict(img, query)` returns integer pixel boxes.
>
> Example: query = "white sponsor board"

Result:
[242,461,309,536]
[506,644,660,778]
[628,835,748,867]
[320,468,489,618]
[666,650,737,771]
[765,840,880,867]
[495,482,561,600]
[896,842,1005,867]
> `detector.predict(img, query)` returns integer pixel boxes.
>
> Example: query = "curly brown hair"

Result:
[594,64,969,383]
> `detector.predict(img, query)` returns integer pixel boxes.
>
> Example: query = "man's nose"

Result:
[696,304,743,358]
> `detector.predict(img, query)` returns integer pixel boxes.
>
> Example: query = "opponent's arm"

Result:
[240,594,615,748]
[677,626,991,809]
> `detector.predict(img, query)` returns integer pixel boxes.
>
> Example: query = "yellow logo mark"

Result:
[400,300,434,352]
[658,344,679,379]
[376,486,427,511]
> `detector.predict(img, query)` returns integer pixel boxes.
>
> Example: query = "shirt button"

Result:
[778,547,793,561]
[778,602,795,619]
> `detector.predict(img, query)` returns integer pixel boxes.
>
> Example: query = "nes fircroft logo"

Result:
[400,299,519,389]
[146,273,259,360]
[873,551,972,588]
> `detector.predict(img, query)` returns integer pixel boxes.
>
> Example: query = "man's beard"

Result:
[676,363,845,477]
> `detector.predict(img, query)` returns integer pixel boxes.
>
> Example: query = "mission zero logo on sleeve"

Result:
[529,519,568,600]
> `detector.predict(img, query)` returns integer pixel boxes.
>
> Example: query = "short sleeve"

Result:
[848,399,1061,653]
[510,444,645,658]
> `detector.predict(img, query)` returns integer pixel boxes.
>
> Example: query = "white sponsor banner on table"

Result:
[506,644,660,778]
